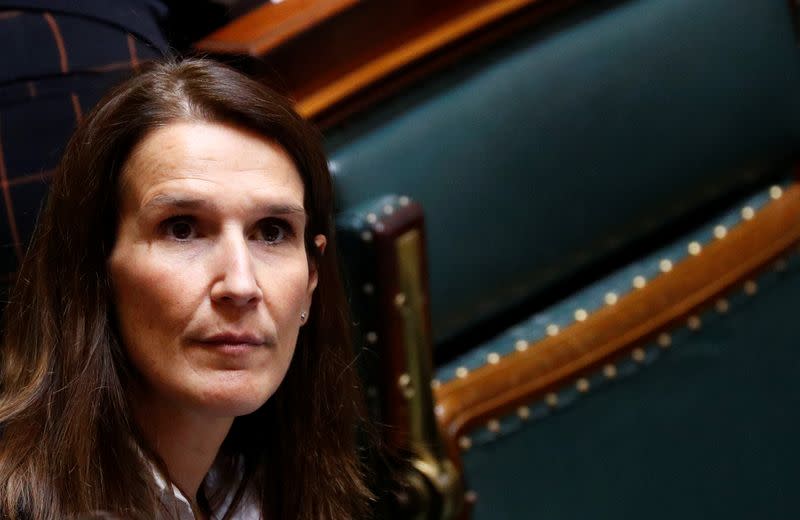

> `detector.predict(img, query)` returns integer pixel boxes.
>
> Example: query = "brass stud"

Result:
[434,404,444,416]
[394,293,407,307]
[361,230,373,242]
[366,332,378,344]
[744,279,758,296]
[741,206,755,220]
[545,392,559,407]
[659,259,673,273]
[458,436,472,451]
[465,490,478,504]
[605,292,618,305]
[632,348,646,363]
[455,366,469,379]
[398,373,411,388]
[574,308,588,322]
[515,339,529,352]
[688,241,702,256]
[383,204,394,215]
[517,406,531,420]
[403,388,415,399]
[576,378,590,393]
[487,352,500,365]
[603,364,617,379]
[775,258,788,272]
[713,225,727,239]
[546,324,560,336]
[657,332,672,348]
[366,213,378,224]
[770,185,783,200]
[687,315,702,330]
[487,419,501,433]
[362,283,374,295]
[431,379,441,390]
[633,275,646,289]
[715,298,729,314]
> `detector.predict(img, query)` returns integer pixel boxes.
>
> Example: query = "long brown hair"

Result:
[0,58,372,519]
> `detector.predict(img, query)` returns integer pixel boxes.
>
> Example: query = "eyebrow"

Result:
[141,194,306,215]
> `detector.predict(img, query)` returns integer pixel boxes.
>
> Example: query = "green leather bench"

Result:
[327,0,800,517]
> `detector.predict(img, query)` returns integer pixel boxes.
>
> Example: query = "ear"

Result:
[305,234,327,300]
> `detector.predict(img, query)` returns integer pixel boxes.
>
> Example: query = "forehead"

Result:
[119,121,305,208]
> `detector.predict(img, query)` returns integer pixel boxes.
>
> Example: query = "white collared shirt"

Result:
[151,461,261,520]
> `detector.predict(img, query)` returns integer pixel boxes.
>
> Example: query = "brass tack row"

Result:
[451,278,759,381]
[448,186,786,442]
[455,256,787,452]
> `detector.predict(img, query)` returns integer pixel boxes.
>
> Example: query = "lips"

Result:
[196,332,268,347]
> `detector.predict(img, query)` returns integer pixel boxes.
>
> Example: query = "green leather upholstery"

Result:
[463,265,800,519]
[433,178,800,518]
[328,0,800,345]
[328,1,800,517]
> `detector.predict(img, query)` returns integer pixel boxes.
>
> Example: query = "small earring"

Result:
[300,311,307,323]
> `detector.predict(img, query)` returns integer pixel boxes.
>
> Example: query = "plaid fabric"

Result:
[0,7,167,295]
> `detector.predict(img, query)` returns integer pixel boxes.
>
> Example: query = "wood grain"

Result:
[195,0,587,124]
[294,0,539,118]
[195,0,360,55]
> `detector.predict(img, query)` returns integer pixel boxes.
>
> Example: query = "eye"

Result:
[162,216,197,241]
[254,219,291,244]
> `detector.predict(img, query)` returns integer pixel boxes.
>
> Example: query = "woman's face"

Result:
[109,121,324,419]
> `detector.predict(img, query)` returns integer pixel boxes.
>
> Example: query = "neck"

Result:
[133,397,233,509]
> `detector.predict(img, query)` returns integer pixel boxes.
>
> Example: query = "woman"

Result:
[0,58,372,519]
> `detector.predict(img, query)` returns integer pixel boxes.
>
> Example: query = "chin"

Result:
[189,378,280,418]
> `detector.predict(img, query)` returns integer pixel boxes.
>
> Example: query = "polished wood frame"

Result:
[195,0,360,55]
[196,0,581,126]
[433,178,800,463]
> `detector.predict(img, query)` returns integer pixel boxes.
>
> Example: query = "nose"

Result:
[210,231,262,308]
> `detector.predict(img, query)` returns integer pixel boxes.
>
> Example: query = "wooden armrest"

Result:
[434,177,800,462]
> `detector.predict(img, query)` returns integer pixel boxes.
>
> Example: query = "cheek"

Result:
[110,251,201,346]
[264,263,312,317]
